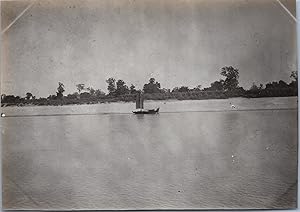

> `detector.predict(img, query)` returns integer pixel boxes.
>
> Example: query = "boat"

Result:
[132,91,159,114]
[132,108,160,114]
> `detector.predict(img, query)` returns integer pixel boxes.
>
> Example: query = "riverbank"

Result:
[1,89,298,107]
[1,96,297,117]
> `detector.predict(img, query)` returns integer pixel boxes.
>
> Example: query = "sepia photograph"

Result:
[1,0,298,210]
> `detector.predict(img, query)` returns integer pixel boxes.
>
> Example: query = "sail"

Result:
[140,93,144,109]
[136,92,140,109]
[136,91,144,109]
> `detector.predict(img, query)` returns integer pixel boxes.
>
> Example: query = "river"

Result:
[2,97,298,209]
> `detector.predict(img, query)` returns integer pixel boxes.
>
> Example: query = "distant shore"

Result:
[1,89,297,107]
[2,69,298,108]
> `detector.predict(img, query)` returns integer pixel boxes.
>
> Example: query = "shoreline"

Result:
[1,95,298,108]
[2,108,298,118]
[1,96,297,108]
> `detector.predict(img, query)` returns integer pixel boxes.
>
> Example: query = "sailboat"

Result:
[132,91,159,114]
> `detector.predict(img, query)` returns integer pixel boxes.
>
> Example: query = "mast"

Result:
[136,92,141,109]
[140,92,144,109]
[135,91,144,109]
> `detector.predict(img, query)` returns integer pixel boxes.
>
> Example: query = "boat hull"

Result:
[132,108,159,114]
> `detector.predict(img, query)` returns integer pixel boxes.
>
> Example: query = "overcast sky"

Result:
[1,0,297,97]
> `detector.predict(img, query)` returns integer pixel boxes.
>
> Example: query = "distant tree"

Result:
[87,87,95,96]
[172,87,179,92]
[291,71,298,82]
[278,80,289,89]
[76,84,85,94]
[290,71,298,89]
[1,95,20,103]
[161,88,171,93]
[80,92,91,99]
[106,78,116,95]
[206,80,224,91]
[143,78,161,93]
[220,66,239,91]
[48,94,57,100]
[234,86,246,95]
[178,86,189,92]
[193,85,202,91]
[67,92,79,99]
[1,94,6,101]
[115,80,129,96]
[95,89,106,98]
[263,79,295,97]
[149,78,155,84]
[130,84,137,94]
[265,82,276,90]
[56,82,65,99]
[265,81,289,90]
[25,92,33,100]
[250,82,259,91]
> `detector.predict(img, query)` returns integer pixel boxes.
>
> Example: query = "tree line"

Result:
[1,66,298,106]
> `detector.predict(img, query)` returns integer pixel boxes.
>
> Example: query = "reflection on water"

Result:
[2,97,298,209]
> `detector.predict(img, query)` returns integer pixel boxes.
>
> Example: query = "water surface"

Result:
[2,97,298,209]
[2,96,297,116]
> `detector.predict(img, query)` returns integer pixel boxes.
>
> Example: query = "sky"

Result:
[1,0,297,97]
